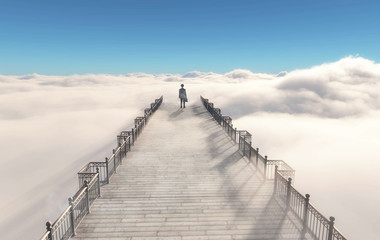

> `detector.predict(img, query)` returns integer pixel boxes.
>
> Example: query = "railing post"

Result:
[249,141,252,160]
[120,146,122,163]
[132,128,135,144]
[123,137,127,158]
[68,197,76,236]
[274,165,278,193]
[234,128,237,143]
[96,167,101,197]
[113,149,117,173]
[118,143,122,164]
[46,221,52,240]
[238,132,241,150]
[302,194,310,232]
[105,157,109,184]
[256,148,259,166]
[84,181,90,214]
[328,216,335,240]
[286,177,292,208]
[242,135,246,156]
[264,155,268,179]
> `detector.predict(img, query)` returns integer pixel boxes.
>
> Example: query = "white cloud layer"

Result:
[0,56,379,239]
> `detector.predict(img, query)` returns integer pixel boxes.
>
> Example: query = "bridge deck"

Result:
[73,102,310,240]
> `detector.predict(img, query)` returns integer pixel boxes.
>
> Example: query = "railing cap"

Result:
[287,177,292,184]
[46,221,52,229]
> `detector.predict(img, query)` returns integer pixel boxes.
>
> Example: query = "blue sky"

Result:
[0,0,379,75]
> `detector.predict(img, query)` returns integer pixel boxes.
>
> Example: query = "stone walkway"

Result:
[73,101,309,240]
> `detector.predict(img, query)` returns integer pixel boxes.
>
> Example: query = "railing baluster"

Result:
[302,194,310,233]
[274,165,278,193]
[105,157,109,184]
[68,197,76,236]
[248,142,252,160]
[264,155,268,179]
[242,135,245,156]
[96,168,101,197]
[84,181,90,214]
[286,177,292,208]
[256,148,259,166]
[124,137,127,159]
[112,149,117,173]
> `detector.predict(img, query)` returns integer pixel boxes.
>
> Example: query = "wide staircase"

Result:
[72,102,309,240]
[40,96,347,240]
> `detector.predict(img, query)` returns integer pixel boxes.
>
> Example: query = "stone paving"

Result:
[73,101,310,240]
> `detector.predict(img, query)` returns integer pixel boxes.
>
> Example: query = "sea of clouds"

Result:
[1,56,379,239]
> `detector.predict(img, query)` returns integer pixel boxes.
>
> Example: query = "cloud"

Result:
[274,56,380,117]
[224,69,276,82]
[184,56,380,118]
[1,56,380,239]
[164,77,182,82]
[1,56,380,120]
[276,71,288,77]
[182,71,204,78]
[181,71,222,79]
[225,69,255,79]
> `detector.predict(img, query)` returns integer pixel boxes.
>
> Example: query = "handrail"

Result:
[40,96,163,240]
[275,172,348,240]
[200,96,290,180]
[200,95,348,240]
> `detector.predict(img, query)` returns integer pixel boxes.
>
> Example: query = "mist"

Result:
[1,56,379,239]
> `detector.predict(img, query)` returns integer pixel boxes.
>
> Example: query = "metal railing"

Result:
[200,96,291,180]
[44,174,100,240]
[200,96,348,240]
[40,96,163,240]
[275,172,347,240]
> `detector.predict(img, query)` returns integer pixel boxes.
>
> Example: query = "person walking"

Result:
[179,84,187,108]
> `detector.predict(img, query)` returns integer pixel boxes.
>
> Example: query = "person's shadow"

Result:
[169,109,183,119]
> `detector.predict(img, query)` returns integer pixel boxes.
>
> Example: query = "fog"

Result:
[1,56,379,239]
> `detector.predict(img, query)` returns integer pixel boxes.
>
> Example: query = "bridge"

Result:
[39,96,347,240]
